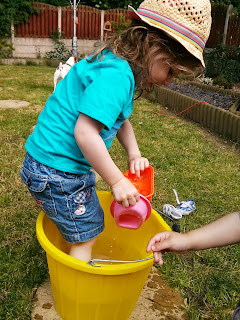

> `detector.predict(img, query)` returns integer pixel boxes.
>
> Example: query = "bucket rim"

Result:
[36,191,171,275]
[36,214,154,276]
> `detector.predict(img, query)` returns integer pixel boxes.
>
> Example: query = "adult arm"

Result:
[147,211,240,265]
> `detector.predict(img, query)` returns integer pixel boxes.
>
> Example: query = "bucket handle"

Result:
[88,256,154,267]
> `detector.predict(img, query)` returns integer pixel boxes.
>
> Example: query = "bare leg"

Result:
[69,237,97,261]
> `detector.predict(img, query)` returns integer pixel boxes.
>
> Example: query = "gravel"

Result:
[168,82,238,110]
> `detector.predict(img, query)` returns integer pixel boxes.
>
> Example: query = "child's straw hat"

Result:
[128,0,212,67]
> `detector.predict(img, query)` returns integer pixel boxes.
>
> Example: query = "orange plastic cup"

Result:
[123,165,154,202]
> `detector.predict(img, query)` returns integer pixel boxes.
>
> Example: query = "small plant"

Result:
[112,14,131,34]
[26,60,38,66]
[44,30,71,61]
[36,48,41,59]
[202,77,213,85]
[0,39,14,58]
[13,62,24,66]
[197,74,213,86]
[44,59,53,67]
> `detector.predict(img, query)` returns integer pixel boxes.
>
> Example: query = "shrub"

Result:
[26,60,38,66]
[44,30,71,61]
[0,39,14,58]
[213,73,233,89]
[111,14,131,34]
[204,44,240,88]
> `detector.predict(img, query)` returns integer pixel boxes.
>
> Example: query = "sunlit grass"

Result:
[0,65,239,320]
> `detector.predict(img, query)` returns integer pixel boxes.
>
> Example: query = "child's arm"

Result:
[147,211,240,265]
[74,113,140,207]
[116,119,149,177]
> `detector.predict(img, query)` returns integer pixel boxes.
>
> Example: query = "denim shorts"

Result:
[20,153,104,243]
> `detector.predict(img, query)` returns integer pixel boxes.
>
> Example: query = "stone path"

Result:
[0,100,30,108]
[31,267,187,320]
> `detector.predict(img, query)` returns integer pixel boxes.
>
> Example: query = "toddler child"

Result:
[20,0,212,261]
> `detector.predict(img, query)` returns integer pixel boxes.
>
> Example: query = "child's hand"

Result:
[146,232,189,265]
[111,176,140,207]
[128,155,149,178]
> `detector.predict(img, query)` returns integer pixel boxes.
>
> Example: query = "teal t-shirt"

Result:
[25,51,135,174]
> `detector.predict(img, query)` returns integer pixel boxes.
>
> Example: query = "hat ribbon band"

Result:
[137,8,205,52]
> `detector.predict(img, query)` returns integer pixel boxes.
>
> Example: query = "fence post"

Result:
[101,10,104,41]
[58,6,62,33]
[11,20,15,57]
[72,0,77,57]
[222,4,233,45]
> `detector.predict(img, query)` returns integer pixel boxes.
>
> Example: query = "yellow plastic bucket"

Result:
[36,191,171,320]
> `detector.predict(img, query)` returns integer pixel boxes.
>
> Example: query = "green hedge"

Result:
[204,44,240,88]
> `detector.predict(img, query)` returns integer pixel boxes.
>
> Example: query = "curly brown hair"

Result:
[88,20,201,88]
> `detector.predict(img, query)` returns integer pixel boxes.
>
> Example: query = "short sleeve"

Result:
[77,66,133,130]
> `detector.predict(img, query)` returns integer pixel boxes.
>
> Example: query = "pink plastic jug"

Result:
[110,195,152,230]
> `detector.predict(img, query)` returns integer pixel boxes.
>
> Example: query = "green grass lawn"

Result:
[0,65,239,320]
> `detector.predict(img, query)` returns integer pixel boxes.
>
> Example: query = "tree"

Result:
[0,0,37,38]
[210,0,240,12]
[32,0,143,10]
[82,0,142,9]
[32,0,240,10]
[33,0,69,5]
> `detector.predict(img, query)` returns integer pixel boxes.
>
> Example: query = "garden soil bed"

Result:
[168,82,238,110]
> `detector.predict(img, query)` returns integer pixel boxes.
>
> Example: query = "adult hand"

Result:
[146,231,189,265]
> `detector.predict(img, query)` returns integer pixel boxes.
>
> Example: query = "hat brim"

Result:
[128,5,205,67]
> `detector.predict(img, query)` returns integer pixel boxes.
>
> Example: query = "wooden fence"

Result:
[15,2,240,47]
[15,3,128,40]
[206,3,240,47]
[206,3,227,47]
[226,13,240,46]
[15,3,58,38]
